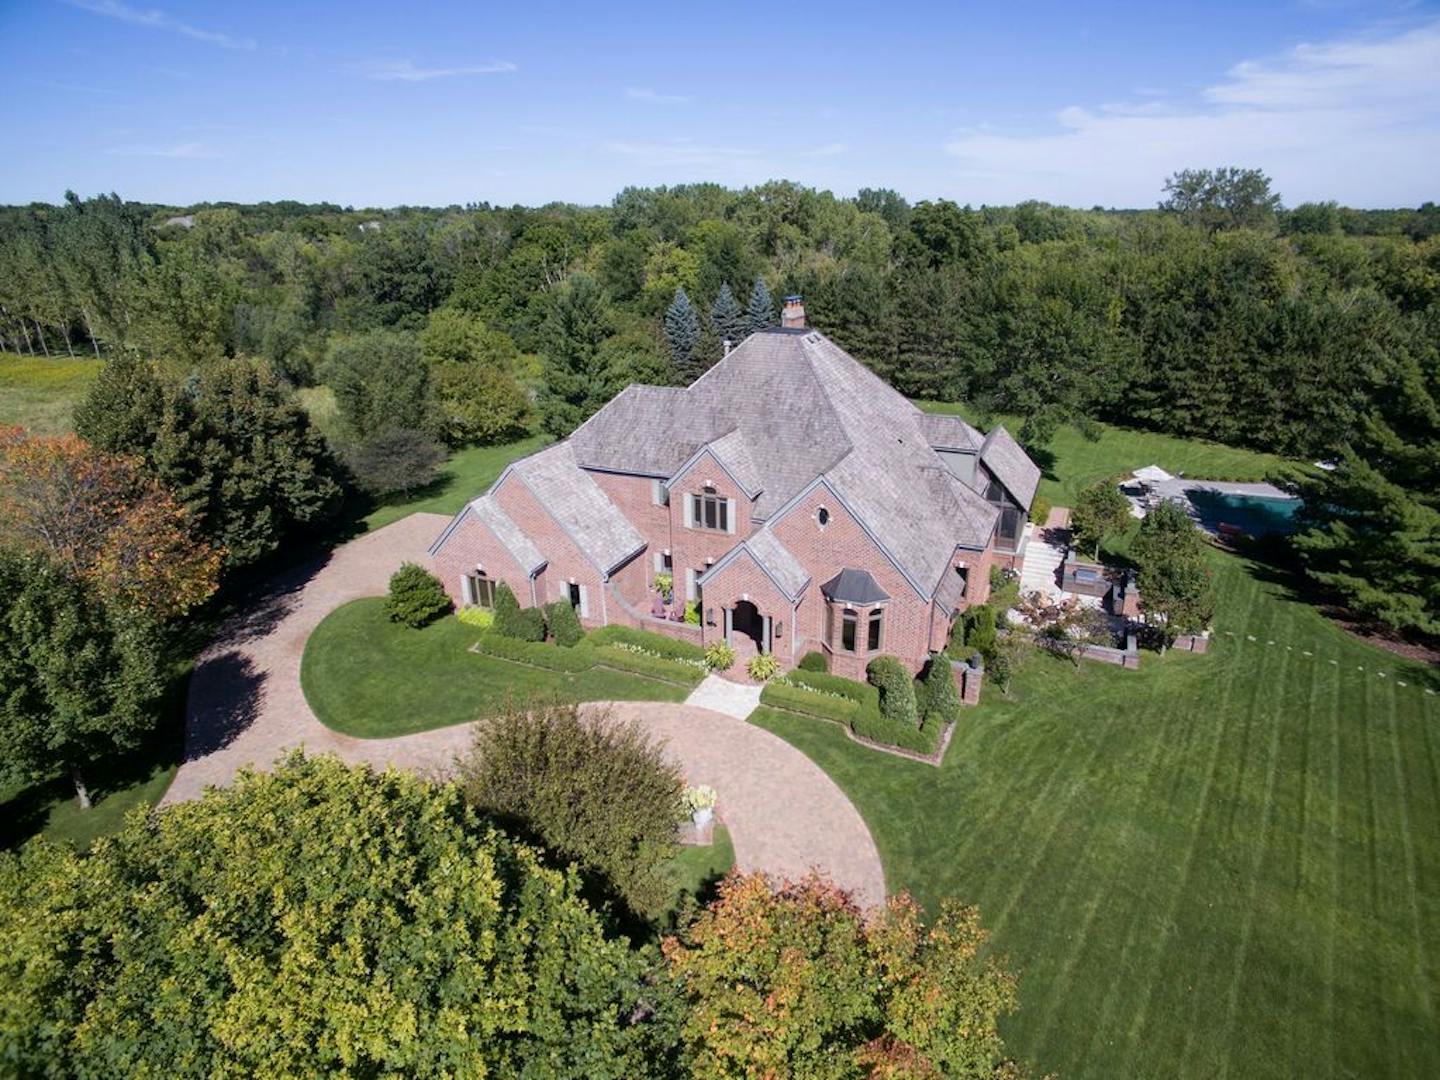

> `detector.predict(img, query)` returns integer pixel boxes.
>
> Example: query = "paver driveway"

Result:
[168,513,886,907]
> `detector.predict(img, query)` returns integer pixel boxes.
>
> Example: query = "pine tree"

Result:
[744,277,775,336]
[663,287,700,381]
[709,282,745,350]
[537,273,617,438]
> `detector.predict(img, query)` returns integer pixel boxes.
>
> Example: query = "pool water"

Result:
[1186,489,1302,535]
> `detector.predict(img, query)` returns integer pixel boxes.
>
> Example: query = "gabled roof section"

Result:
[917,411,984,453]
[502,443,645,574]
[569,384,712,477]
[821,569,890,606]
[980,426,1041,509]
[697,528,809,603]
[470,496,545,575]
[933,563,968,616]
[667,429,763,500]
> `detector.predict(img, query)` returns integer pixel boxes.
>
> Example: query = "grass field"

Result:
[915,400,1288,505]
[753,547,1439,1078]
[301,598,689,737]
[0,351,102,434]
[361,435,549,532]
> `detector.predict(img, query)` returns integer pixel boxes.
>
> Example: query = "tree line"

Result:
[1,172,1436,634]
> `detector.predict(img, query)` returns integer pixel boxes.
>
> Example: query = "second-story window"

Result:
[691,492,729,532]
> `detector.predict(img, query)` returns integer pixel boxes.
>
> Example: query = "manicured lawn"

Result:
[751,547,1440,1079]
[362,435,549,532]
[302,598,689,737]
[662,825,735,917]
[914,400,1287,505]
[0,351,102,434]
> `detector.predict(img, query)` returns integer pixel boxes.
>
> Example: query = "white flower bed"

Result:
[610,641,710,672]
[773,675,851,701]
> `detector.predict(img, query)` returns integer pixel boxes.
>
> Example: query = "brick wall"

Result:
[696,550,796,667]
[769,485,933,677]
[668,450,754,606]
[493,474,608,626]
[430,509,534,607]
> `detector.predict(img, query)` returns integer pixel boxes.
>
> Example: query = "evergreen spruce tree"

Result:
[744,277,776,336]
[537,273,617,438]
[663,287,700,381]
[709,282,745,350]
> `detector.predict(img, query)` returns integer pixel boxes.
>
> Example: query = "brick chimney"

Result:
[781,295,806,329]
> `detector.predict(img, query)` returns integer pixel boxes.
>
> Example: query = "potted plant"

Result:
[653,572,674,603]
[685,784,717,827]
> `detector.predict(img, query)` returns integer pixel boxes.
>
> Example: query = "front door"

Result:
[730,600,764,651]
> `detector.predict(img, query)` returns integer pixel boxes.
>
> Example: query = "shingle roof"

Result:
[569,385,709,477]
[504,443,645,574]
[745,529,809,600]
[979,426,1041,509]
[821,568,890,605]
[470,496,545,575]
[697,527,810,602]
[933,562,969,615]
[557,327,1035,600]
[918,411,984,452]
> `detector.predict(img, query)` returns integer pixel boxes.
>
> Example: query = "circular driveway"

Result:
[168,513,886,908]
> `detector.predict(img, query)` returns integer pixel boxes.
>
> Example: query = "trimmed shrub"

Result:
[704,641,736,671]
[786,668,881,711]
[798,650,828,673]
[866,655,919,728]
[852,709,940,755]
[513,607,547,642]
[383,562,451,628]
[747,653,779,682]
[592,644,707,686]
[473,631,595,672]
[921,653,961,727]
[1029,493,1053,526]
[493,581,523,636]
[456,606,494,629]
[588,624,705,661]
[760,680,860,724]
[544,600,584,647]
[964,605,997,658]
[457,698,686,919]
[684,601,700,626]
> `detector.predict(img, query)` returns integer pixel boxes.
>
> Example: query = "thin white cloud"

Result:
[107,141,223,159]
[625,87,688,104]
[601,138,759,166]
[943,18,1440,207]
[362,59,518,82]
[64,0,255,50]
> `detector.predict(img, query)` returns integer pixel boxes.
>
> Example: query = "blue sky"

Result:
[3,0,1437,208]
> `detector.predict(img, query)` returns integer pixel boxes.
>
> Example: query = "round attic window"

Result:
[817,507,830,527]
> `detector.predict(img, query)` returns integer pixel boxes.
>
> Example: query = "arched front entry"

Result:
[727,599,770,652]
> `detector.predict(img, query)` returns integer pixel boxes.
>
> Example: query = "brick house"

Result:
[429,298,1040,680]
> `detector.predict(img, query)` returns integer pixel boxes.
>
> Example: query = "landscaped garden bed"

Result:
[759,659,953,762]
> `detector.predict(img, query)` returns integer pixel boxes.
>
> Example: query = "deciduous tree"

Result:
[1132,500,1215,646]
[0,755,677,1076]
[1070,480,1132,558]
[663,873,1024,1079]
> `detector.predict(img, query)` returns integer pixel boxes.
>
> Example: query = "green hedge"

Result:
[760,680,860,724]
[474,632,595,672]
[853,709,942,756]
[587,624,705,662]
[798,650,829,673]
[590,644,707,686]
[866,655,919,728]
[784,668,881,710]
[543,600,583,647]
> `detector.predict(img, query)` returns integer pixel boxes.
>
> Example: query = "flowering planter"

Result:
[691,807,714,828]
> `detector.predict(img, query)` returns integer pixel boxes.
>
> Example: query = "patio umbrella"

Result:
[1132,464,1175,484]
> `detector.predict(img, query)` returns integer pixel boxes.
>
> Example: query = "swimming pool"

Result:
[1185,488,1302,536]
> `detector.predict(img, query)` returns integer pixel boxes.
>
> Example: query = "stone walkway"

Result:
[685,674,764,719]
[166,514,885,907]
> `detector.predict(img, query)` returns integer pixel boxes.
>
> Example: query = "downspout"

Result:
[600,573,610,625]
[528,569,539,608]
